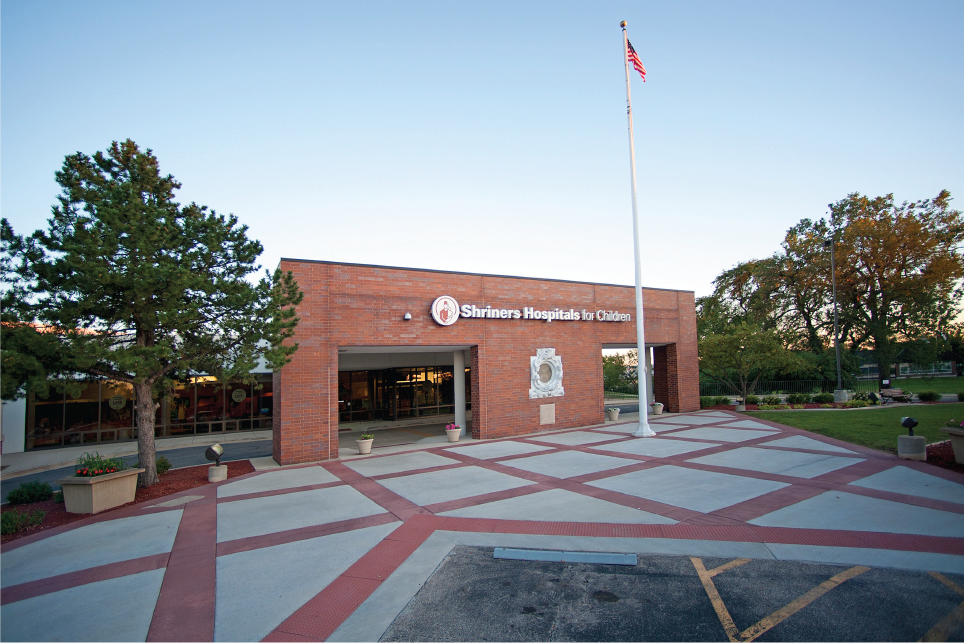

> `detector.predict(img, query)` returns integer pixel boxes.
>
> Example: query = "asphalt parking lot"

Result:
[382,547,964,642]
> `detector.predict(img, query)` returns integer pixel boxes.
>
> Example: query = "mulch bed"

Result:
[926,440,964,475]
[1,459,255,545]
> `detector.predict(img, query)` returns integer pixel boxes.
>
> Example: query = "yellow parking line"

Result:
[930,572,964,598]
[707,558,752,578]
[691,557,741,642]
[739,566,870,642]
[920,573,964,641]
[691,557,870,643]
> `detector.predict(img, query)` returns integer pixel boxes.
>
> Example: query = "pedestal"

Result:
[208,465,228,482]
[897,435,926,461]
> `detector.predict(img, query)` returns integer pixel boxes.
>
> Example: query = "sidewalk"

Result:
[2,411,963,641]
[1,431,272,481]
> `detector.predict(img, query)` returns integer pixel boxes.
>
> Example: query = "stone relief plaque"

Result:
[529,348,564,399]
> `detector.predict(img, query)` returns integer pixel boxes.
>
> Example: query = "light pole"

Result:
[824,238,846,402]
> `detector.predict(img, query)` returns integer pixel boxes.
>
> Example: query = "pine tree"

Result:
[10,140,303,486]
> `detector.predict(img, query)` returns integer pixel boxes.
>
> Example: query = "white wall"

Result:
[1,398,27,454]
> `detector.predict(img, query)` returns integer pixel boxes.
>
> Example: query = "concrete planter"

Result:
[356,438,374,455]
[606,409,620,421]
[445,428,461,443]
[651,404,664,415]
[58,468,145,514]
[939,427,964,464]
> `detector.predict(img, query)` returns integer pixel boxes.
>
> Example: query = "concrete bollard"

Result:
[897,435,926,461]
[208,465,228,482]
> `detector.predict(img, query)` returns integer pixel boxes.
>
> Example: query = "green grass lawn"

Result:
[890,376,964,396]
[745,402,964,454]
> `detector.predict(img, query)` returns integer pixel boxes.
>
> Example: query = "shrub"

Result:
[745,395,760,405]
[820,403,835,408]
[53,490,64,504]
[792,404,805,409]
[761,395,781,406]
[138,455,172,475]
[917,391,941,402]
[787,393,812,404]
[75,452,127,477]
[1,509,46,535]
[714,396,732,407]
[852,391,869,401]
[700,396,716,409]
[844,400,870,408]
[6,481,53,506]
[958,392,964,402]
[812,393,835,404]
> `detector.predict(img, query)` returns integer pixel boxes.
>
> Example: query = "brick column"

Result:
[470,346,483,439]
[653,344,680,413]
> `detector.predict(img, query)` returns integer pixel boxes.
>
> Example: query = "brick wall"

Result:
[274,260,700,465]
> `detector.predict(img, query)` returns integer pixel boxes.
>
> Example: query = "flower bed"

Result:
[1,459,255,544]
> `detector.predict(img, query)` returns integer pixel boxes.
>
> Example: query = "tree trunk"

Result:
[134,380,159,487]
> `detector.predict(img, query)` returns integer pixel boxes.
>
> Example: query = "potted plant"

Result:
[57,452,144,514]
[606,407,620,421]
[445,423,462,442]
[356,433,374,455]
[651,402,664,415]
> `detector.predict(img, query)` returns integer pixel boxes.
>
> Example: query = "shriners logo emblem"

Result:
[431,296,460,326]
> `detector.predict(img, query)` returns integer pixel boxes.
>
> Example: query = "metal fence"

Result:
[698,379,880,397]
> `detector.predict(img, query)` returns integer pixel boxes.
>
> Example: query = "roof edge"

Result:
[277,257,696,295]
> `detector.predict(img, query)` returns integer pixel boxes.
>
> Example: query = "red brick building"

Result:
[273,260,700,465]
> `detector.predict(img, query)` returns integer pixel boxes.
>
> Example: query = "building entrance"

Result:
[338,366,471,423]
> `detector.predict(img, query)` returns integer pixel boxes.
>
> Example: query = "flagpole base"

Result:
[633,422,656,438]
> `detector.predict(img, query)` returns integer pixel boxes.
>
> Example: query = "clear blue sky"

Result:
[3,0,961,296]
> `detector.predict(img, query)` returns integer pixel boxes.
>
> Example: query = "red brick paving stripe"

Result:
[215,479,346,504]
[811,458,896,484]
[568,460,663,483]
[263,515,443,642]
[147,486,218,643]
[215,512,399,557]
[422,483,553,514]
[431,516,964,555]
[0,552,170,606]
[320,461,429,521]
[825,484,964,516]
[711,484,829,522]
[367,461,473,481]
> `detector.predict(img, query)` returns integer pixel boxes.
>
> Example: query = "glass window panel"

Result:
[253,375,273,428]
[101,381,134,430]
[65,381,100,443]
[28,389,64,449]
[195,378,223,424]
[438,368,455,405]
[226,383,250,419]
[168,383,195,436]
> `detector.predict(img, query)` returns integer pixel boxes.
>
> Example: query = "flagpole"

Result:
[621,20,655,438]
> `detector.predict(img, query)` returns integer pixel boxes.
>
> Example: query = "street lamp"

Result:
[824,238,846,402]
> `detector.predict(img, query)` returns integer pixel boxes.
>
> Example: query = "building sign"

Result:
[431,296,630,326]
[108,395,127,410]
[430,296,460,326]
[231,389,246,403]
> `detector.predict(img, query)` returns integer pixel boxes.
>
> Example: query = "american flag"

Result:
[627,40,646,82]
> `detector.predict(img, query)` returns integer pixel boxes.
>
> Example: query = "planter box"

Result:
[939,427,964,464]
[58,468,145,514]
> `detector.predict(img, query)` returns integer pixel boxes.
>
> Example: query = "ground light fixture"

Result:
[205,443,224,466]
[901,417,919,436]
[404,313,412,320]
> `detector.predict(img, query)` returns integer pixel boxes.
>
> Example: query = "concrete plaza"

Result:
[2,410,963,641]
